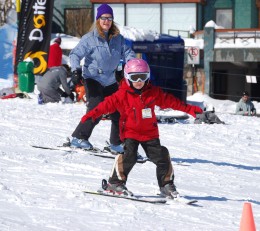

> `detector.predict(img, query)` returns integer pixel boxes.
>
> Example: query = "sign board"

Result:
[187,46,200,64]
[246,75,257,83]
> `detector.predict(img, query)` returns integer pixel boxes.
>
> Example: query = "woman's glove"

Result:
[71,69,81,85]
[69,93,75,101]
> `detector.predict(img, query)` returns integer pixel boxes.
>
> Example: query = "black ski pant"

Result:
[109,138,174,188]
[72,78,121,145]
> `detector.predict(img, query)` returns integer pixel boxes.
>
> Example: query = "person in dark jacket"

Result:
[37,64,74,103]
[80,58,203,198]
[69,4,135,152]
[48,37,62,68]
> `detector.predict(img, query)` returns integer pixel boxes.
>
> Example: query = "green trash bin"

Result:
[17,61,35,93]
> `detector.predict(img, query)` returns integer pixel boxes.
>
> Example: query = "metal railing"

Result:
[215,29,260,44]
[194,29,260,44]
[168,29,190,38]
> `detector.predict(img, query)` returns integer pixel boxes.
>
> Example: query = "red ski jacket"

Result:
[48,43,62,68]
[81,80,202,142]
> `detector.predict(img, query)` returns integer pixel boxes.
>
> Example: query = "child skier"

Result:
[81,58,203,198]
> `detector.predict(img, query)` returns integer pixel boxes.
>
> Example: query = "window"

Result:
[162,3,196,35]
[216,9,233,29]
[126,4,160,32]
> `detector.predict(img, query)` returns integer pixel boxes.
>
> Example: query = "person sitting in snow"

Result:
[80,58,203,198]
[235,91,256,116]
[37,64,74,104]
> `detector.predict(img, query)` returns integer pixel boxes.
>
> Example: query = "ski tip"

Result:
[187,200,198,205]
[62,137,71,147]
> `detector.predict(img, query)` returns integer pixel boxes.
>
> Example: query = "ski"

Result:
[31,145,117,159]
[83,189,167,204]
[31,145,72,151]
[156,193,198,205]
[156,114,189,124]
[169,196,198,205]
[30,145,189,165]
[83,190,198,205]
[84,179,197,205]
[31,145,148,163]
[174,162,191,167]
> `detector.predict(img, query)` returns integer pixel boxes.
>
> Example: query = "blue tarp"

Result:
[126,34,186,101]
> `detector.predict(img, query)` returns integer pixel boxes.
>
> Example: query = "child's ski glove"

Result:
[81,108,100,123]
[188,105,203,118]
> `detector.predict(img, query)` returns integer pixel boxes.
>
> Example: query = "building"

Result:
[200,0,260,102]
[52,0,260,102]
[91,0,205,35]
[52,0,205,36]
[53,0,92,37]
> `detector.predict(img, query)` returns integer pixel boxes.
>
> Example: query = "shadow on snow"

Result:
[184,195,260,205]
[172,157,260,171]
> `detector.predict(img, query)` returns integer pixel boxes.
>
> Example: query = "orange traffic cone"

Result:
[239,202,256,231]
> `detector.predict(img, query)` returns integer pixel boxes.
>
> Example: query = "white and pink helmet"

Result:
[124,58,150,86]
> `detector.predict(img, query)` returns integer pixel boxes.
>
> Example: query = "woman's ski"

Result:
[30,145,148,163]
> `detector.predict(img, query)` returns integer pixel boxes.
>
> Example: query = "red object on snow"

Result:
[0,93,18,99]
[47,43,62,68]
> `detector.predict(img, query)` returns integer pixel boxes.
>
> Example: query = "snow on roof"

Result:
[118,25,160,42]
[183,38,204,49]
[50,33,81,50]
[205,20,224,29]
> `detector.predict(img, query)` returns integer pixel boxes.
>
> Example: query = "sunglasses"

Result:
[100,17,113,21]
[125,72,150,82]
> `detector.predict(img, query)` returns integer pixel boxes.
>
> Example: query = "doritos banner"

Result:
[15,0,54,75]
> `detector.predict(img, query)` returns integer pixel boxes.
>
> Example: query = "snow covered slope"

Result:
[0,93,259,231]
